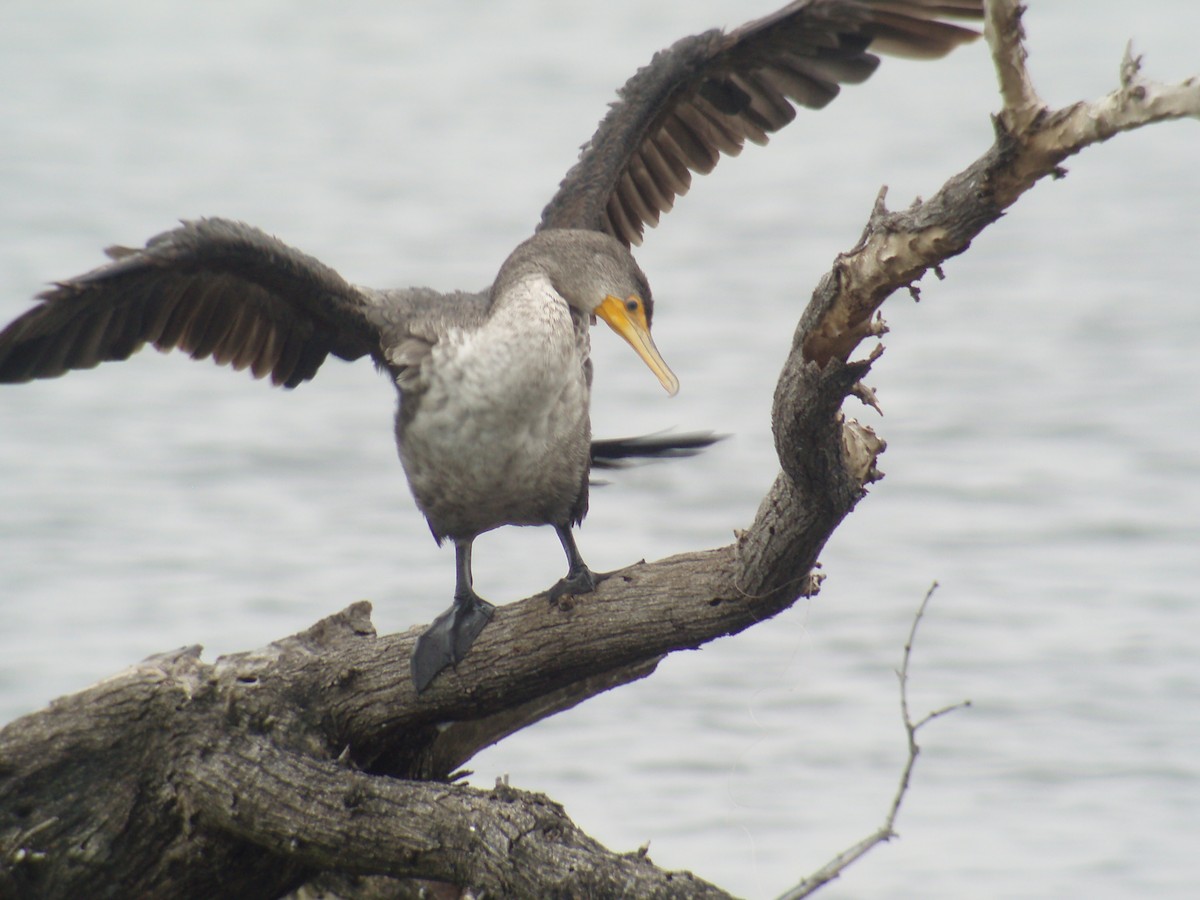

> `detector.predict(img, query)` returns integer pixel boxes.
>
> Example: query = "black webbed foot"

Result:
[411,592,495,693]
[547,565,611,602]
[549,524,611,603]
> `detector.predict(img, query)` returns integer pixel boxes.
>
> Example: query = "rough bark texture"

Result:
[2,3,1196,897]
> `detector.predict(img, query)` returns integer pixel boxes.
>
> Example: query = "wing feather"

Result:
[0,218,385,387]
[538,0,982,246]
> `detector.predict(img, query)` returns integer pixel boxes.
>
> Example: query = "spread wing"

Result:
[537,0,982,246]
[0,218,390,388]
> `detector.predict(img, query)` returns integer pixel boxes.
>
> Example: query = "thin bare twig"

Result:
[776,583,970,900]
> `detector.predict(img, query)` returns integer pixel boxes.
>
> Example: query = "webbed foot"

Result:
[411,593,495,693]
[547,566,611,602]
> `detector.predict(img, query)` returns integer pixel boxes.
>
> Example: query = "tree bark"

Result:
[2,3,1197,897]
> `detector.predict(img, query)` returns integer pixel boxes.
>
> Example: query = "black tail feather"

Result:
[590,431,724,470]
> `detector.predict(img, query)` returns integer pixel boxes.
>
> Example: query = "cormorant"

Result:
[0,1,981,691]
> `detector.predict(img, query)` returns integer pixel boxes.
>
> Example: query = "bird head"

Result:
[505,229,678,396]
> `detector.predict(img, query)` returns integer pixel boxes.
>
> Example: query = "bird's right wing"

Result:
[0,217,387,388]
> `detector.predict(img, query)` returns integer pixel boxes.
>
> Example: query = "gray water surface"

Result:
[2,2,1198,897]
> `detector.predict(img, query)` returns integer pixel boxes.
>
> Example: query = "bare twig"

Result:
[985,0,1043,129]
[776,583,970,900]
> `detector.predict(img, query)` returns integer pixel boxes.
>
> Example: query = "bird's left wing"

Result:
[0,217,387,388]
[537,0,982,247]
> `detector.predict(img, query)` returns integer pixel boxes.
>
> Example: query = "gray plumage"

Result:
[393,230,654,543]
[0,1,982,690]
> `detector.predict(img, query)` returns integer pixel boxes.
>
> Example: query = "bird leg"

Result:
[411,539,495,693]
[548,524,607,601]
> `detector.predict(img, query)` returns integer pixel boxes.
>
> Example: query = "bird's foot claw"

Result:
[547,567,610,605]
[411,595,495,693]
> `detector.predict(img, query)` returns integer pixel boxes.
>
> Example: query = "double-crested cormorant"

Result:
[0,1,981,691]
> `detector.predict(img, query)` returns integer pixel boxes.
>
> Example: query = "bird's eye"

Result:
[625,298,639,313]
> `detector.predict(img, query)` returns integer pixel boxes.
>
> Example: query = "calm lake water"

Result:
[2,2,1198,896]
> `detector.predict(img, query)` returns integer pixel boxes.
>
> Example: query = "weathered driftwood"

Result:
[2,3,1196,897]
